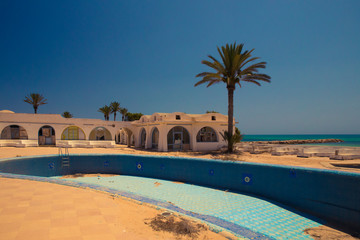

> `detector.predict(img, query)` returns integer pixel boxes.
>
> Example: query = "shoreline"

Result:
[244,138,344,144]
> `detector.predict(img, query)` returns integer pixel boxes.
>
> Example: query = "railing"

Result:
[58,147,70,167]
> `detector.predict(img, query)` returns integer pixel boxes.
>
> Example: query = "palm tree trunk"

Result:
[34,106,37,114]
[227,86,234,153]
[114,113,116,121]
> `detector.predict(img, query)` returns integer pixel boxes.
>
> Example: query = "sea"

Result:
[242,134,360,147]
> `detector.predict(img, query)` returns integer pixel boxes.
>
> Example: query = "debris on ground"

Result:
[145,213,207,238]
[304,226,360,240]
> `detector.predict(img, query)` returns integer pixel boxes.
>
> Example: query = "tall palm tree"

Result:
[110,101,121,121]
[62,111,73,118]
[24,93,48,114]
[195,43,271,152]
[120,108,128,121]
[98,105,111,121]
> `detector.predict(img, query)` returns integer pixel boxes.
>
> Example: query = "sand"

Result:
[0,177,234,240]
[1,145,360,239]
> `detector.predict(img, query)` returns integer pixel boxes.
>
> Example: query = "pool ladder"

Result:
[59,147,70,167]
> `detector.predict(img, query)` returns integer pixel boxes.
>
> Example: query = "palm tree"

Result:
[120,108,128,121]
[98,105,111,121]
[62,111,73,118]
[24,93,47,114]
[110,101,121,121]
[195,43,270,152]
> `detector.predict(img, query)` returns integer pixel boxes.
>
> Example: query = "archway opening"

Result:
[196,127,218,142]
[116,128,134,146]
[140,128,146,149]
[89,127,112,140]
[151,127,159,149]
[61,126,86,140]
[38,125,55,145]
[1,125,28,139]
[167,126,190,151]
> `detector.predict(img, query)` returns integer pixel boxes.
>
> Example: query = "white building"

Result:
[0,110,232,151]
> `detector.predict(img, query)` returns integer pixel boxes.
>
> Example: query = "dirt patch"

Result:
[60,173,118,179]
[145,212,207,239]
[154,181,161,187]
[304,226,360,240]
[172,181,185,184]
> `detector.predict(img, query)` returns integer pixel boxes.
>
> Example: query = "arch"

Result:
[196,127,218,142]
[151,127,159,149]
[1,125,28,139]
[167,126,190,151]
[61,126,86,140]
[139,128,146,149]
[38,125,56,145]
[117,127,134,146]
[89,127,112,140]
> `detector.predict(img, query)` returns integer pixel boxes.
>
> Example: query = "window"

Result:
[176,115,181,120]
[196,127,217,142]
[212,116,216,121]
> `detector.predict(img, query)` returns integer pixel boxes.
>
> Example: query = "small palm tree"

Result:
[98,105,111,121]
[62,111,73,118]
[195,43,270,152]
[24,93,47,114]
[110,101,121,121]
[220,128,243,150]
[120,108,128,121]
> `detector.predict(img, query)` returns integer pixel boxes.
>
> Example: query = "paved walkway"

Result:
[59,175,322,239]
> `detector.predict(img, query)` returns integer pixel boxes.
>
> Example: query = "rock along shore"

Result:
[245,139,344,145]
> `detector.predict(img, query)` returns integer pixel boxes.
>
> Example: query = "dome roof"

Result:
[0,110,15,113]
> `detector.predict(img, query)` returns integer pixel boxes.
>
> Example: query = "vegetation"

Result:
[110,101,121,121]
[206,110,218,113]
[62,111,73,118]
[126,112,143,121]
[120,107,128,121]
[98,105,111,121]
[195,43,270,152]
[23,93,47,114]
[220,127,243,151]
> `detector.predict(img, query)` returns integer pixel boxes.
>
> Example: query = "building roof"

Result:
[0,110,15,114]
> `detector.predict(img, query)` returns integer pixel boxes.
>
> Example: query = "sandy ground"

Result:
[0,177,235,240]
[1,146,360,239]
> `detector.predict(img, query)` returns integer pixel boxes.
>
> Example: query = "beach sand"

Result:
[1,145,359,239]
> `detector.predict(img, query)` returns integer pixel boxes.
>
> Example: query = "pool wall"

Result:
[0,154,359,232]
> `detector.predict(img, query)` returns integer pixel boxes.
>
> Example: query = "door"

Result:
[173,132,183,150]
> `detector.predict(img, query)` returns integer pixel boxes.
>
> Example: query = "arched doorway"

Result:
[151,127,159,149]
[1,125,28,139]
[38,125,56,145]
[140,128,146,149]
[61,126,86,140]
[89,127,112,140]
[167,126,190,151]
[117,128,134,146]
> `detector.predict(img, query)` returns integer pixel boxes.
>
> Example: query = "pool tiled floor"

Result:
[60,175,322,239]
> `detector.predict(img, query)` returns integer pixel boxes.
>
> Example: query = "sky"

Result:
[1,0,360,134]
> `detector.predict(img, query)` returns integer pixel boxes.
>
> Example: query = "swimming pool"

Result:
[0,154,359,237]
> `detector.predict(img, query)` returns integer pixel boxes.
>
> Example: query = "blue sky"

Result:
[1,0,359,134]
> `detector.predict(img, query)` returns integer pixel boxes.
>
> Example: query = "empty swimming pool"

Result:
[0,154,359,239]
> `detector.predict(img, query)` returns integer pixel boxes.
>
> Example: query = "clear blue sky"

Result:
[1,0,359,134]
